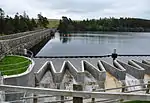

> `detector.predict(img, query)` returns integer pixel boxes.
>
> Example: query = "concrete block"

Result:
[116,60,145,79]
[83,60,106,82]
[133,60,150,75]
[100,60,126,81]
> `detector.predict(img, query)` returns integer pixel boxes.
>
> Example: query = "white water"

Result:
[125,73,142,91]
[84,71,99,91]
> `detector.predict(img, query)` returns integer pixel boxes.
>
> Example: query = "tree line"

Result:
[0,8,49,35]
[58,16,150,33]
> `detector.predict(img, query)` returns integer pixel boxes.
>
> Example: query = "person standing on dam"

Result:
[112,49,118,60]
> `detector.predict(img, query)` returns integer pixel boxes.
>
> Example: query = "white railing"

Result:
[0,84,150,101]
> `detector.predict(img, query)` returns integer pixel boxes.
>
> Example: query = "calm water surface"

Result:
[37,32,150,56]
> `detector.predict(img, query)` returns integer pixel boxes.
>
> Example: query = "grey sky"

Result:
[0,0,150,20]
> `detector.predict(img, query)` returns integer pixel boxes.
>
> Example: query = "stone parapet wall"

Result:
[0,29,53,58]
[0,29,45,40]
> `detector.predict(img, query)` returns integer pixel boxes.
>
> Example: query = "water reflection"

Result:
[37,32,150,56]
[60,34,72,44]
[59,33,132,44]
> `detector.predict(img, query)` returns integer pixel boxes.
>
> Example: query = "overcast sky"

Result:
[0,0,150,20]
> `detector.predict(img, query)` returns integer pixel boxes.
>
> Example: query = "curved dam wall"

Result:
[3,57,35,87]
[0,29,54,58]
[2,57,35,101]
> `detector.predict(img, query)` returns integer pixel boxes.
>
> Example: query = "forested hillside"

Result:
[0,8,49,35]
[58,16,150,33]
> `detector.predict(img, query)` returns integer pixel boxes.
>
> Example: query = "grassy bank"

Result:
[0,56,31,75]
[47,19,59,28]
[0,34,5,36]
[124,101,150,103]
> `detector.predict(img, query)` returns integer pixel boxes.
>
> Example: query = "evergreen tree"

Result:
[0,8,5,34]
[31,18,37,28]
[37,13,49,28]
[0,8,50,35]
[4,16,14,34]
[13,12,20,33]
[58,16,150,33]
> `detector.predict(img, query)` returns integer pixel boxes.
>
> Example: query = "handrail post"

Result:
[73,84,83,103]
[91,88,95,103]
[122,82,126,92]
[146,81,150,94]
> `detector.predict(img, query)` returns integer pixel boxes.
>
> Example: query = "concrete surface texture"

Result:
[34,60,106,87]
[33,57,150,90]
[2,56,150,102]
[32,57,150,102]
[116,60,145,79]
[100,60,126,81]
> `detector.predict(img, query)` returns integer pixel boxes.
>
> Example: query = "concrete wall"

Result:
[0,29,53,58]
[35,61,65,85]
[34,61,63,84]
[54,61,66,83]
[142,60,150,65]
[35,61,50,83]
[139,60,150,75]
[132,60,150,75]
[116,60,145,79]
[83,60,106,82]
[128,60,145,70]
[52,61,85,83]
[100,60,126,81]
[67,61,84,83]
[34,60,106,85]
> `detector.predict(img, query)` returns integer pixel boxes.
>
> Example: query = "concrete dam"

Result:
[1,29,150,102]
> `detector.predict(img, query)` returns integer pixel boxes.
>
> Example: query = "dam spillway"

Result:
[33,56,150,92]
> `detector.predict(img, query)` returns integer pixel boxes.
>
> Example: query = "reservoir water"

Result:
[37,32,150,56]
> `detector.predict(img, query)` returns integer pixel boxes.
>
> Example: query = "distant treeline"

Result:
[58,16,150,33]
[0,8,49,35]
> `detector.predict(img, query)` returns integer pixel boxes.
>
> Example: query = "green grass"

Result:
[0,34,5,36]
[0,56,31,76]
[47,19,60,28]
[124,101,150,103]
